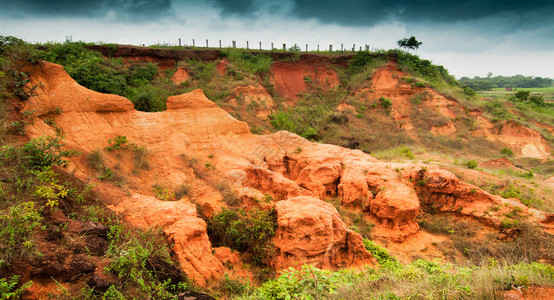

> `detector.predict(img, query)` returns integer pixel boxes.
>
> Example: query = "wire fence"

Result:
[152,38,375,52]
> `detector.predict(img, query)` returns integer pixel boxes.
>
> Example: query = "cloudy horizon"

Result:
[1,0,553,79]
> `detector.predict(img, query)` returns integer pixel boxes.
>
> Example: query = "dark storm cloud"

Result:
[212,0,257,16]
[0,0,172,21]
[293,0,554,28]
[211,0,554,29]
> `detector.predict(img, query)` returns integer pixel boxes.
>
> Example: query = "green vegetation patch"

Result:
[207,208,277,266]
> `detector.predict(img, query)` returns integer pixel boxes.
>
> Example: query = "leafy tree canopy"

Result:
[397,36,422,51]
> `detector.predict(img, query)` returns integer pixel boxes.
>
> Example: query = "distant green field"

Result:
[478,86,554,101]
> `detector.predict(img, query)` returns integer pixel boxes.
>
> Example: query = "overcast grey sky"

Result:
[1,0,553,78]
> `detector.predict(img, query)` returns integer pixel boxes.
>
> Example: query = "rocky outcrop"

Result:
[106,193,226,286]
[272,196,375,270]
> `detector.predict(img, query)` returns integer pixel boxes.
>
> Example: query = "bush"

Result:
[379,96,392,109]
[515,91,530,101]
[270,111,297,133]
[392,50,458,86]
[227,50,272,75]
[105,227,183,298]
[501,184,522,198]
[463,160,478,169]
[363,239,400,269]
[500,147,514,157]
[207,208,277,265]
[348,51,374,73]
[22,136,78,169]
[255,265,344,300]
[484,100,513,122]
[528,95,545,107]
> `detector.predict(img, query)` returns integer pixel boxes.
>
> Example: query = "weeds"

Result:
[0,275,33,299]
[0,202,41,267]
[226,50,272,75]
[238,259,554,300]
[207,208,277,266]
[105,226,186,298]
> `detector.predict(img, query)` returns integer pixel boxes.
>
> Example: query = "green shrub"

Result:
[33,167,70,207]
[379,96,392,109]
[484,100,513,121]
[500,218,519,229]
[227,50,272,75]
[392,50,458,86]
[153,184,174,201]
[515,91,530,101]
[105,135,129,151]
[105,227,183,298]
[501,184,522,199]
[270,111,297,133]
[22,136,78,169]
[528,95,545,107]
[348,51,374,73]
[39,42,128,95]
[207,208,277,266]
[255,265,344,300]
[500,147,514,157]
[363,239,401,269]
[125,84,168,112]
[463,160,478,169]
[186,59,217,81]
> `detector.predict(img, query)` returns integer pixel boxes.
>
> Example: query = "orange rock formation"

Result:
[22,61,545,285]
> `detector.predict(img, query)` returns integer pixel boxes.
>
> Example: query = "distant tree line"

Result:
[459,74,553,91]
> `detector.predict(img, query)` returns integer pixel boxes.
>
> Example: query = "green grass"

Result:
[479,87,554,102]
[236,260,554,300]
